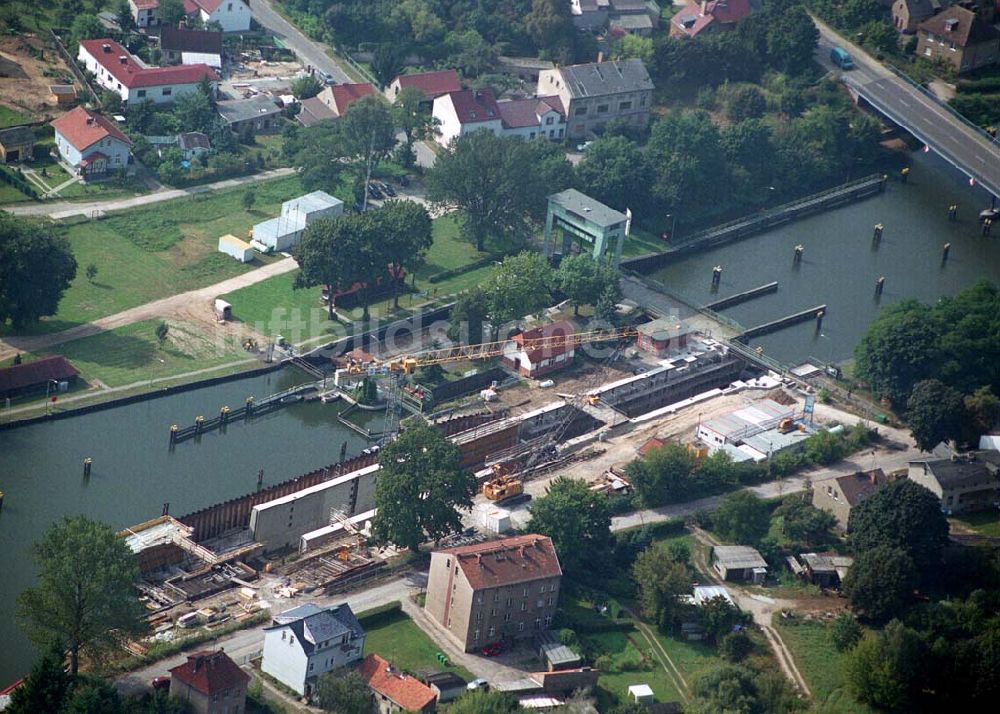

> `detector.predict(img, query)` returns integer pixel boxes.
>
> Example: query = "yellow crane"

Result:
[341,326,640,444]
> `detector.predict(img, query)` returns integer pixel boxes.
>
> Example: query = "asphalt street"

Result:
[249,0,353,84]
[813,18,1000,199]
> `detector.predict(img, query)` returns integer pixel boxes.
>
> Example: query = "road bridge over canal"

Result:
[813,17,1000,201]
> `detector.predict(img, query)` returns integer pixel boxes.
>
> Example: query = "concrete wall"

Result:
[249,464,378,552]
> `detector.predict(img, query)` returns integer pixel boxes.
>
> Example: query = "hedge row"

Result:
[427,252,504,284]
[355,600,403,628]
[0,166,39,199]
[958,76,1000,94]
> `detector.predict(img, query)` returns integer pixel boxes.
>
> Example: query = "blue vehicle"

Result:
[830,46,854,70]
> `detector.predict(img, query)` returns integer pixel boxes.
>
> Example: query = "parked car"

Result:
[151,676,170,692]
[397,175,410,187]
[576,141,593,152]
[482,641,503,656]
[321,71,337,85]
[380,181,396,197]
[352,201,365,213]
[468,677,491,690]
[367,183,383,199]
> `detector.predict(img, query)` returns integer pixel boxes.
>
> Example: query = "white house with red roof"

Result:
[184,0,252,32]
[51,106,132,179]
[432,88,503,145]
[78,38,219,105]
[387,69,462,102]
[502,320,579,377]
[433,89,567,145]
[496,95,566,140]
[129,0,160,28]
[670,0,752,38]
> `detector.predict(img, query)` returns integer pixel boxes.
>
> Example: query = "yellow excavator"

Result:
[482,463,524,502]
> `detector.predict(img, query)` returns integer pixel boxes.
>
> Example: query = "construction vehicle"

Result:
[777,418,795,434]
[335,326,639,445]
[482,463,524,502]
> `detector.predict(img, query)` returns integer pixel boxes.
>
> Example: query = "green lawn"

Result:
[0,181,33,203]
[47,318,253,388]
[2,175,304,337]
[0,104,32,129]
[222,214,497,344]
[362,610,474,681]
[951,510,1000,537]
[586,629,687,709]
[775,619,874,714]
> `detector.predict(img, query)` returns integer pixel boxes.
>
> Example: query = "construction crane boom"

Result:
[349,326,638,377]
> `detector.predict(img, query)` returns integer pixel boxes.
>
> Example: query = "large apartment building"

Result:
[536,58,654,139]
[425,535,563,652]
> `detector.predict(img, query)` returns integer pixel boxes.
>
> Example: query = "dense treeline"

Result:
[854,280,1000,448]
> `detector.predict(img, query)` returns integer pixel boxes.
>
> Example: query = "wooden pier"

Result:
[737,304,827,340]
[169,384,317,444]
[705,282,779,311]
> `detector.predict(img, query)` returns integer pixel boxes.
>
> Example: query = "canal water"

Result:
[0,368,374,683]
[652,151,999,366]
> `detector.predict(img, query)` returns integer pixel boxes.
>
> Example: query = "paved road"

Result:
[250,0,353,84]
[0,258,298,361]
[813,16,1000,199]
[2,168,297,219]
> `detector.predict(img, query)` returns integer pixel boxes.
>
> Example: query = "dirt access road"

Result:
[0,35,73,121]
[0,258,298,362]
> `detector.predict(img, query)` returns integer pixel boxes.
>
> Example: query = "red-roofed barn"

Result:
[432,88,503,145]
[358,654,437,713]
[78,38,219,105]
[671,0,752,38]
[0,356,79,401]
[387,69,462,102]
[297,82,375,127]
[425,534,563,651]
[168,649,249,714]
[51,107,132,178]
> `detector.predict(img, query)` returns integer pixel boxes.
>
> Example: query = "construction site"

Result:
[112,308,837,648]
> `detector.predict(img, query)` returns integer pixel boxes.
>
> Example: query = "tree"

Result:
[371,423,475,552]
[612,34,654,64]
[290,74,323,100]
[830,612,863,652]
[854,300,941,405]
[448,689,524,714]
[625,442,697,507]
[763,4,818,74]
[699,595,750,643]
[575,136,651,214]
[16,516,147,675]
[906,378,965,451]
[294,214,376,320]
[528,476,612,575]
[647,110,729,211]
[155,320,169,346]
[158,0,186,26]
[116,2,136,36]
[713,491,770,546]
[172,88,216,134]
[842,545,918,623]
[71,14,105,46]
[555,254,621,316]
[847,479,949,570]
[371,43,406,86]
[393,86,435,146]
[448,287,490,346]
[525,0,575,60]
[337,95,397,185]
[963,386,998,443]
[315,669,371,714]
[633,543,692,630]
[847,621,926,711]
[377,199,433,308]
[720,631,754,662]
[427,132,570,251]
[483,251,553,325]
[65,676,125,714]
[5,644,72,714]
[723,84,767,122]
[0,213,77,329]
[685,663,800,714]
[773,492,836,545]
[241,188,256,212]
[85,263,99,283]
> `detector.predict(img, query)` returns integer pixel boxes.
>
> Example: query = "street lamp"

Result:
[45,379,59,414]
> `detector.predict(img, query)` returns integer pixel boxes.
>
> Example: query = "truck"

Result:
[830,46,854,70]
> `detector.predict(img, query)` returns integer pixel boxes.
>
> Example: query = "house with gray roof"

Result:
[261,602,365,698]
[537,58,654,139]
[217,95,283,134]
[908,450,1000,513]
